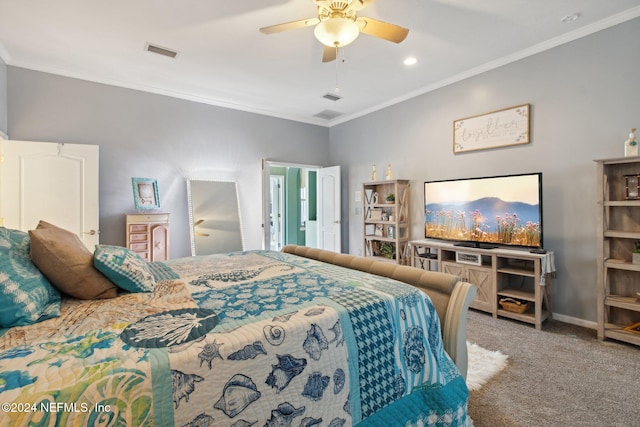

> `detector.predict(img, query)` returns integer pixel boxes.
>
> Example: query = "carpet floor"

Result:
[465,309,640,427]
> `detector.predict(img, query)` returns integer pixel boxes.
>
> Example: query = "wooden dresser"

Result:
[125,213,170,261]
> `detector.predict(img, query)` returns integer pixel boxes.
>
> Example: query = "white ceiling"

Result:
[1,0,639,127]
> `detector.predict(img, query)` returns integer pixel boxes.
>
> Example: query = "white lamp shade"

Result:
[314,18,360,47]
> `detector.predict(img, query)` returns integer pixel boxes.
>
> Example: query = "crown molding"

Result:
[328,6,640,127]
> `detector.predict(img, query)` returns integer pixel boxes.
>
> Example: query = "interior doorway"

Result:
[262,160,341,252]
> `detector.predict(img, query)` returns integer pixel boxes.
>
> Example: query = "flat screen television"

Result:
[424,172,543,249]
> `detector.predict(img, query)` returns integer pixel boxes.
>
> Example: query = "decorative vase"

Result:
[632,253,640,265]
[624,128,638,157]
[388,226,395,239]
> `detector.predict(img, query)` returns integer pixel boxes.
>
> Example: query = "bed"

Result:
[0,223,476,427]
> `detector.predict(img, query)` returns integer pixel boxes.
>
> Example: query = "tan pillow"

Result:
[29,221,118,299]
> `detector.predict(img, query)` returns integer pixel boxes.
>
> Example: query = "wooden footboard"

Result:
[282,244,477,378]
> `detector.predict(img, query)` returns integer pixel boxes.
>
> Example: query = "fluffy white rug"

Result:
[466,342,508,391]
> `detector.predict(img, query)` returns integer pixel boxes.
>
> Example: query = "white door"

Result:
[317,165,341,252]
[269,175,284,251]
[0,140,100,249]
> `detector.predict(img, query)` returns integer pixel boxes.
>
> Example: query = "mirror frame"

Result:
[187,177,245,256]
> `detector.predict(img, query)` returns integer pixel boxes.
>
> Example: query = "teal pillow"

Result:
[93,245,155,293]
[0,227,61,328]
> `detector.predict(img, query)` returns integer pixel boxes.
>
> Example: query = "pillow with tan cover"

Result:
[29,221,118,299]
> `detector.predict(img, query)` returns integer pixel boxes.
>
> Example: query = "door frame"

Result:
[262,160,341,251]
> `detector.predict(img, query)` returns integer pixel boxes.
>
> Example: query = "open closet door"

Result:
[317,165,341,252]
[0,140,100,249]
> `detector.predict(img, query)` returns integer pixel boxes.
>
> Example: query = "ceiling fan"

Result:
[260,0,409,62]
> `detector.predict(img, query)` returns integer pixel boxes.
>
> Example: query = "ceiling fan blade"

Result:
[194,219,205,226]
[196,232,210,237]
[350,0,375,12]
[260,18,319,34]
[356,17,409,43]
[322,45,337,63]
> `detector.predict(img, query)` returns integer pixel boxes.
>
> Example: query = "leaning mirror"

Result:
[187,178,244,256]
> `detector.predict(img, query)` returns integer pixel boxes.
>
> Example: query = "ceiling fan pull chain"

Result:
[335,43,340,93]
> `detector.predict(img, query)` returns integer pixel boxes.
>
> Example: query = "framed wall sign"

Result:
[132,177,160,210]
[453,104,530,153]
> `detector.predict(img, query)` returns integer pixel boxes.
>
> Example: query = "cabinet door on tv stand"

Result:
[442,261,494,313]
[467,265,494,312]
[441,261,464,279]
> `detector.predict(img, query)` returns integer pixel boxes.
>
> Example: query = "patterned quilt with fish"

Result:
[0,250,469,426]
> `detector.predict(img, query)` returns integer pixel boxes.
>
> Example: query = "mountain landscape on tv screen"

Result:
[425,197,541,246]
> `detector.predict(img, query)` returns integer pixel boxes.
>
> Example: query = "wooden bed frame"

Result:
[282,244,477,378]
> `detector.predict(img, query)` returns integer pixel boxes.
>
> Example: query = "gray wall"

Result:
[5,18,640,324]
[0,56,7,135]
[6,68,330,257]
[330,18,640,323]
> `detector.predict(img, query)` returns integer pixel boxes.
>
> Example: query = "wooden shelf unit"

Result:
[409,239,554,329]
[363,179,410,264]
[595,157,640,346]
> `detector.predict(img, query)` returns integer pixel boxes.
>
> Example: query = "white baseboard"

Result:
[552,312,597,330]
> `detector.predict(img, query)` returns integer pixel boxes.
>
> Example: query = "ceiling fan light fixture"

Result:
[314,18,360,47]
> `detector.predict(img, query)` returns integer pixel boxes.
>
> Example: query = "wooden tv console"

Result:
[409,239,555,329]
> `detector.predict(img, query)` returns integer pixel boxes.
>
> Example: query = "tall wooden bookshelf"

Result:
[363,180,410,264]
[595,157,640,346]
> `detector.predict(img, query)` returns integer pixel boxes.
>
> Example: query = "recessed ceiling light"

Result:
[561,13,580,23]
[404,57,417,66]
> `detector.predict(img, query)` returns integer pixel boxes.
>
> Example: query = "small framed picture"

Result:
[625,174,640,199]
[132,177,160,210]
[456,251,482,266]
[374,224,384,237]
[369,209,383,220]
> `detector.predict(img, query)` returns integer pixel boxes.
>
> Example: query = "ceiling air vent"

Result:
[145,43,179,59]
[322,92,342,101]
[313,110,343,120]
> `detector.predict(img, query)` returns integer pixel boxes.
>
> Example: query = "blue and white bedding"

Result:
[0,250,469,426]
